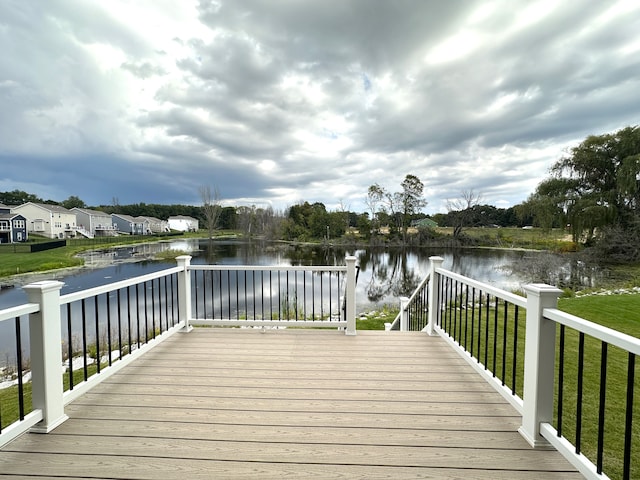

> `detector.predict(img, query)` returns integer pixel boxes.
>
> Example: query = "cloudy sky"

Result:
[1,0,639,214]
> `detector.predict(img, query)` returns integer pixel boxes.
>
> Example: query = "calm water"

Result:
[0,239,536,311]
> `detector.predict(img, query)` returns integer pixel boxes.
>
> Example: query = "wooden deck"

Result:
[1,329,581,479]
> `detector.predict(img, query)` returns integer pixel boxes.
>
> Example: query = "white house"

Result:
[168,215,199,232]
[137,216,169,234]
[12,202,77,239]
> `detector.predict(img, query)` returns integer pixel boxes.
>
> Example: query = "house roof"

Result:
[168,215,197,221]
[413,218,439,228]
[15,202,74,214]
[0,213,24,221]
[72,207,111,216]
[111,213,141,223]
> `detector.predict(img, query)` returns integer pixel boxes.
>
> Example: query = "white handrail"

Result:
[436,267,527,308]
[0,303,39,323]
[60,266,183,305]
[544,307,640,355]
[189,264,347,272]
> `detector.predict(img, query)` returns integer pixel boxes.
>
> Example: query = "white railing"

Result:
[387,271,431,331]
[0,256,357,447]
[186,256,356,333]
[396,256,639,480]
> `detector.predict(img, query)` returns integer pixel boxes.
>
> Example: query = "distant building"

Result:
[12,202,77,239]
[0,204,28,243]
[168,215,199,232]
[137,216,169,234]
[111,213,145,235]
[71,207,117,238]
[412,218,439,228]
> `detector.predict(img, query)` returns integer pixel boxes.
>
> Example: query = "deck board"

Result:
[0,329,582,479]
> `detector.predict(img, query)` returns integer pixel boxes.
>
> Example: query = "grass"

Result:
[357,304,399,330]
[0,247,84,277]
[436,226,577,251]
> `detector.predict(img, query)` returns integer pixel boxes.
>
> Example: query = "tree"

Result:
[219,206,237,230]
[529,126,640,243]
[0,190,43,205]
[367,174,427,242]
[61,195,86,209]
[236,205,256,238]
[396,174,427,242]
[446,190,482,238]
[366,184,385,236]
[199,185,222,241]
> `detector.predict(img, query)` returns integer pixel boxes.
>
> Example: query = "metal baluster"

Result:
[596,341,608,474]
[82,299,88,381]
[575,332,585,454]
[67,303,74,389]
[15,316,24,421]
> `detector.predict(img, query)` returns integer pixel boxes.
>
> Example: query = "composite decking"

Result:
[1,329,581,479]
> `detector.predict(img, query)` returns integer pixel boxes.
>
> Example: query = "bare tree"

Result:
[446,190,482,238]
[236,205,256,238]
[338,200,351,233]
[199,185,222,241]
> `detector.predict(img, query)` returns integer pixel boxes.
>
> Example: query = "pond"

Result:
[0,240,532,310]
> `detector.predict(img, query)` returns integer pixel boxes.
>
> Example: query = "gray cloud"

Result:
[0,0,638,214]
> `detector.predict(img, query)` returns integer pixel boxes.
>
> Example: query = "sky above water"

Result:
[1,0,639,213]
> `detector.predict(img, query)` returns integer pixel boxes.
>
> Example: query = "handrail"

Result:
[435,267,527,308]
[60,266,183,305]
[0,303,39,323]
[544,307,640,354]
[189,264,347,272]
[388,271,430,330]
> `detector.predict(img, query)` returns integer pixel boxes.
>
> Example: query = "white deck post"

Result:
[519,283,563,448]
[399,297,409,331]
[176,255,193,332]
[23,281,69,433]
[426,256,444,336]
[345,256,357,335]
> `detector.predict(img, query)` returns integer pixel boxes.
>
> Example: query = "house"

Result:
[12,202,77,239]
[71,207,117,238]
[111,214,145,235]
[168,215,199,232]
[137,216,169,234]
[0,204,28,243]
[412,218,439,228]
